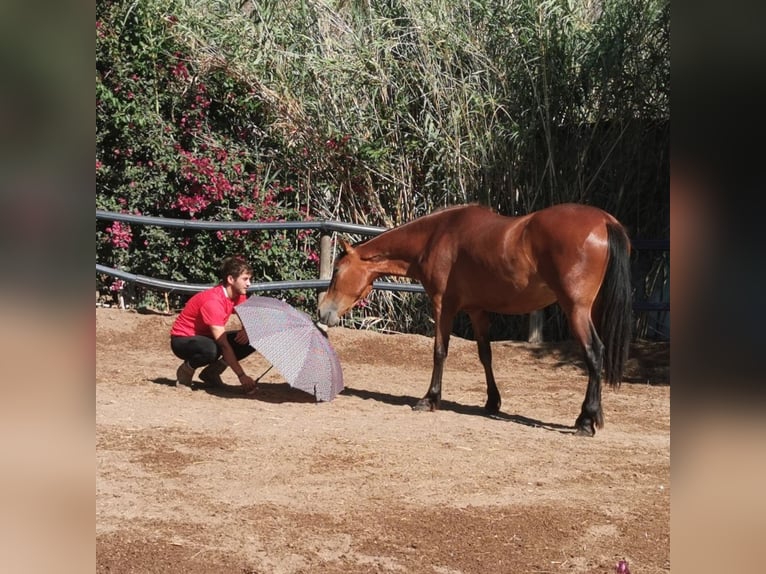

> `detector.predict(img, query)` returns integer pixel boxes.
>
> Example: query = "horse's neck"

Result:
[360,231,420,278]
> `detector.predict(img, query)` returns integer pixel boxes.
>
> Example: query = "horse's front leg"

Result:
[413,303,453,412]
[469,310,501,414]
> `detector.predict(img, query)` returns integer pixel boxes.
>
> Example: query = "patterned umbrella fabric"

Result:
[235,296,343,401]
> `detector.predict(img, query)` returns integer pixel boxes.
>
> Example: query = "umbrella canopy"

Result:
[235,296,343,401]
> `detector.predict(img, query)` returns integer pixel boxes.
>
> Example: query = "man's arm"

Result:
[210,325,256,390]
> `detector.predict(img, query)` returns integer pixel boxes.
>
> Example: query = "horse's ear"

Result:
[339,238,354,255]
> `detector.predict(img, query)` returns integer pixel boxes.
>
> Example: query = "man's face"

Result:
[230,272,252,296]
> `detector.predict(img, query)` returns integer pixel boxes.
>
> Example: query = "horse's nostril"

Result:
[321,311,339,327]
[318,302,339,326]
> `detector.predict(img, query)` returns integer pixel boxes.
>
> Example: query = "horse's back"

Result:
[411,204,509,252]
[426,202,617,233]
[426,204,506,229]
[428,204,519,240]
[417,203,615,261]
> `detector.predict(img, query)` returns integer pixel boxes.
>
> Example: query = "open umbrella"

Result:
[235,296,343,401]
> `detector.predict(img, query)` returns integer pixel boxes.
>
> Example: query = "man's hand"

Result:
[239,373,257,392]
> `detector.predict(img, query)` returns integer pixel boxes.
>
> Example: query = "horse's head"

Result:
[318,239,375,327]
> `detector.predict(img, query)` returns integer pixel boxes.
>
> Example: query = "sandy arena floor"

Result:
[96,307,669,573]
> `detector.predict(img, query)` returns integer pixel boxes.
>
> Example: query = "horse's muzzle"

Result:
[318,302,341,327]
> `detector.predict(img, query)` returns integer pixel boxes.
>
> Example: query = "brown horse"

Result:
[318,203,632,436]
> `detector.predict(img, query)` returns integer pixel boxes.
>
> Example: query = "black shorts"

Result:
[170,331,254,369]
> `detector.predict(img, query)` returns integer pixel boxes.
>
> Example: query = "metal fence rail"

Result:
[96,209,386,235]
[96,263,425,295]
[96,210,421,296]
[96,209,667,309]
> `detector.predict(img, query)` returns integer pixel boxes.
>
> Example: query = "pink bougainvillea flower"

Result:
[236,205,255,221]
[172,61,189,80]
[105,221,132,249]
[173,193,210,216]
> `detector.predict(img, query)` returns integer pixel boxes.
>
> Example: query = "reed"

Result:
[101,0,669,339]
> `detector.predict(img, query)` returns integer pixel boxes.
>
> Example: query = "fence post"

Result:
[528,310,544,343]
[318,233,333,306]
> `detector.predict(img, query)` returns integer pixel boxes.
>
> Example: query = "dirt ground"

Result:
[96,306,669,574]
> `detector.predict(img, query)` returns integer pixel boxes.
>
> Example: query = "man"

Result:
[170,256,257,391]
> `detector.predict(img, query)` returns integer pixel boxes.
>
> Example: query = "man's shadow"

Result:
[340,386,575,434]
[150,377,316,404]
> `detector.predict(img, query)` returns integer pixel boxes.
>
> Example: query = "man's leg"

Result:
[199,332,255,386]
[170,336,218,386]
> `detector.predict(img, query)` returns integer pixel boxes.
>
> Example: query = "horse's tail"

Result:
[598,223,633,388]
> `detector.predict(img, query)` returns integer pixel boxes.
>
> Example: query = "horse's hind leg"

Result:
[469,310,501,414]
[568,305,605,437]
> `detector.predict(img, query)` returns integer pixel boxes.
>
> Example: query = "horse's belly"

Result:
[458,277,556,315]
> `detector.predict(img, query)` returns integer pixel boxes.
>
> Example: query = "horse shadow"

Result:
[340,386,575,434]
[149,377,316,404]
[150,377,574,430]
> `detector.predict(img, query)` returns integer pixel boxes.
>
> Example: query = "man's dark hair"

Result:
[219,256,253,282]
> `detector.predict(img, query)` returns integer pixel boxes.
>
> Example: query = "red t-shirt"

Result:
[170,285,247,338]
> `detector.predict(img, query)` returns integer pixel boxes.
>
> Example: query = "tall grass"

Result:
[121,0,669,339]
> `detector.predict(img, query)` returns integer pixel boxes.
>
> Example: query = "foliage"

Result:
[96,0,319,310]
[96,0,669,338]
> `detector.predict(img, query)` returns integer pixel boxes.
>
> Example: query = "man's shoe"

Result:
[176,361,195,386]
[199,359,228,387]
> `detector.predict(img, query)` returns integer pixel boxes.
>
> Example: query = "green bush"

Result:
[96,0,319,311]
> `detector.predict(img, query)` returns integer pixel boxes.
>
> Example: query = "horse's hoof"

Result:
[574,426,595,437]
[412,399,436,412]
[484,402,500,415]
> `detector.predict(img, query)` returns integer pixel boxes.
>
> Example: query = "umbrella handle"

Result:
[254,365,273,383]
